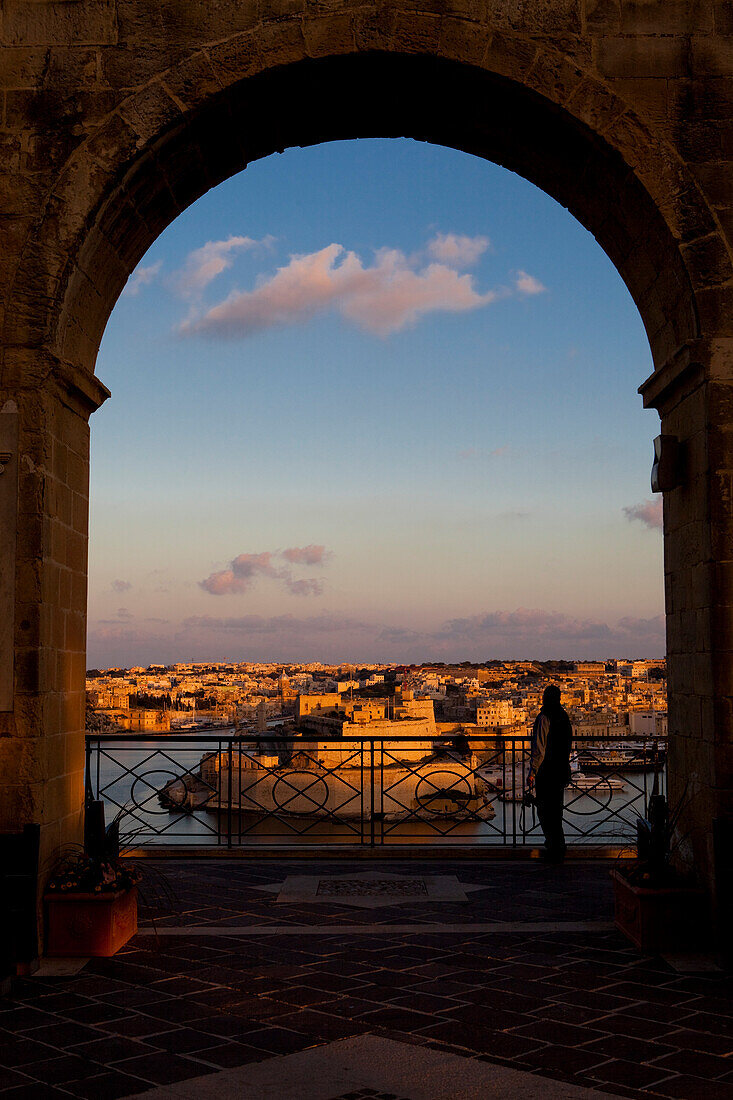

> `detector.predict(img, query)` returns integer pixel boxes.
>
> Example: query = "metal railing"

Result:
[85,731,667,851]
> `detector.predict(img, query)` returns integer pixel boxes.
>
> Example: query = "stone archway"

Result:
[1,5,731,922]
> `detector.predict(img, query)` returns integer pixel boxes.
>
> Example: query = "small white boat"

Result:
[570,772,626,793]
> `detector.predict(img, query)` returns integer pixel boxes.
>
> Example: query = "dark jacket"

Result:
[530,703,572,785]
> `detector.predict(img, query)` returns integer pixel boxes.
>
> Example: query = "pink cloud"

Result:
[124,261,162,297]
[181,242,499,338]
[281,544,332,565]
[199,547,332,597]
[199,569,247,595]
[183,613,371,635]
[515,270,546,295]
[176,235,272,297]
[283,578,324,597]
[426,233,490,267]
[200,552,277,595]
[623,499,663,530]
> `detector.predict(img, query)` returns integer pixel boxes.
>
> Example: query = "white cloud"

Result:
[124,261,162,296]
[181,242,500,338]
[176,235,273,297]
[624,499,663,530]
[426,233,490,267]
[515,270,546,296]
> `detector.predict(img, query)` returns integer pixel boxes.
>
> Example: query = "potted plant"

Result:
[611,792,708,954]
[44,802,140,957]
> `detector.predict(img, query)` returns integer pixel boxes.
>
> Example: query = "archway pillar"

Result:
[0,354,109,888]
[640,337,733,924]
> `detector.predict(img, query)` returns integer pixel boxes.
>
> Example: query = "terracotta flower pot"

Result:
[44,886,137,957]
[610,869,706,954]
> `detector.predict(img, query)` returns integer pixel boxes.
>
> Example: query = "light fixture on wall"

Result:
[651,435,681,493]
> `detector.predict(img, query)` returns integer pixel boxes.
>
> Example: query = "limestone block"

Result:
[524,48,584,105]
[64,610,85,653]
[485,0,581,34]
[680,233,733,290]
[712,696,733,744]
[387,11,442,55]
[0,46,55,86]
[585,0,621,30]
[303,13,355,59]
[609,77,668,125]
[0,402,19,711]
[483,30,538,81]
[691,35,733,77]
[65,729,86,777]
[596,36,689,79]
[2,2,117,46]
[618,1,714,35]
[162,52,223,109]
[439,18,491,66]
[711,649,733,697]
[0,779,44,830]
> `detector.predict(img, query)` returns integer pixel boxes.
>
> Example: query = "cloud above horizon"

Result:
[200,546,331,597]
[624,499,663,530]
[111,579,132,593]
[426,232,490,267]
[183,612,371,635]
[425,608,664,653]
[88,605,665,668]
[124,261,162,297]
[175,235,273,297]
[515,270,546,295]
[281,544,332,566]
[180,234,546,339]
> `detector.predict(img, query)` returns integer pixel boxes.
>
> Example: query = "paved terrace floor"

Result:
[1,859,732,1099]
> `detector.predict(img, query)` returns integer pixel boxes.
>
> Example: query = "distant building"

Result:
[629,710,668,737]
[124,708,171,732]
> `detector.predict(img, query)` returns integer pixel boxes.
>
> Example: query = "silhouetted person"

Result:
[528,685,572,863]
[451,732,471,760]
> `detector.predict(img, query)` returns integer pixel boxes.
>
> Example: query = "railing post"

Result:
[84,736,92,806]
[360,738,365,846]
[512,738,518,848]
[370,739,376,848]
[226,739,233,850]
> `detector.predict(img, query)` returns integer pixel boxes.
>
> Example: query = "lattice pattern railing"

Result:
[85,732,666,849]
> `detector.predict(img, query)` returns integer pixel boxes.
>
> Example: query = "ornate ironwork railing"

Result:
[85,731,667,850]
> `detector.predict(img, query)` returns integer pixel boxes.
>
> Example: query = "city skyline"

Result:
[89,138,664,667]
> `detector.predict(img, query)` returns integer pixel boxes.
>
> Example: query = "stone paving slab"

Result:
[137,921,617,935]
[134,1034,619,1098]
[256,870,492,908]
[0,861,730,1099]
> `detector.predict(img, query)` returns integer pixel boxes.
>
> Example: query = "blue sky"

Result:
[88,138,665,667]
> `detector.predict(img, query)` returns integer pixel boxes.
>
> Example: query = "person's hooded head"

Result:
[542,684,562,710]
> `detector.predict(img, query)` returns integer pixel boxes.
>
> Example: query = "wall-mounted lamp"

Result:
[0,452,11,475]
[651,435,681,493]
